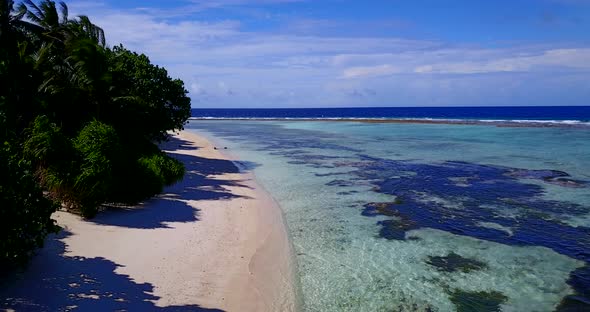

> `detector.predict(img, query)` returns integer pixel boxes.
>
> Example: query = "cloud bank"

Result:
[70,0,590,107]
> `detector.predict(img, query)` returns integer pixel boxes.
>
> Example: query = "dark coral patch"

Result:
[362,202,419,239]
[316,172,350,177]
[450,290,507,312]
[349,156,590,253]
[545,177,588,188]
[336,190,359,195]
[352,156,590,303]
[287,161,307,165]
[506,168,588,188]
[377,216,418,240]
[426,252,488,273]
[362,202,399,217]
[326,179,359,187]
[556,265,590,311]
[556,295,590,312]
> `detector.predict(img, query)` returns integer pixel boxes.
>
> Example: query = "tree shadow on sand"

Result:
[164,135,201,151]
[90,142,259,229]
[0,230,224,312]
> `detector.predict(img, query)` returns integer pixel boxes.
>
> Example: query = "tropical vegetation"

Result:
[0,0,191,267]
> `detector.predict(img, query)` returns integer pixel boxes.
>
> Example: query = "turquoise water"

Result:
[186,121,590,312]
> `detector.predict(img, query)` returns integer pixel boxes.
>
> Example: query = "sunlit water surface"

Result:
[186,121,590,312]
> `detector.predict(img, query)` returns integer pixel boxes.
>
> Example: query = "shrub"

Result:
[23,115,77,207]
[0,141,59,269]
[24,115,72,167]
[109,150,185,205]
[139,152,185,186]
[72,120,121,218]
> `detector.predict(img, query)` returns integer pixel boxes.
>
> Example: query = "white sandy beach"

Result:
[0,131,297,311]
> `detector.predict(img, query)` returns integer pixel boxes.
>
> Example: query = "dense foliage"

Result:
[0,0,190,266]
[0,141,59,267]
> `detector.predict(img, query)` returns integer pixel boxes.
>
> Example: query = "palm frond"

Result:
[23,0,45,25]
[39,0,59,29]
[13,2,27,21]
[58,1,67,24]
[72,15,105,46]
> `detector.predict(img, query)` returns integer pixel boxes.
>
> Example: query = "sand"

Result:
[0,131,297,311]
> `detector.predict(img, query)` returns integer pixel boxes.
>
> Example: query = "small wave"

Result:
[189,116,590,127]
[479,119,590,125]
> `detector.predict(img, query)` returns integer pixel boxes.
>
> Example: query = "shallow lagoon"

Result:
[187,121,590,311]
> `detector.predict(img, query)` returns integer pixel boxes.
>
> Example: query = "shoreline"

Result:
[169,130,298,311]
[0,131,297,311]
[191,129,303,310]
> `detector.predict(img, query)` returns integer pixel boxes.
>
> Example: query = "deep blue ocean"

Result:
[191,106,590,122]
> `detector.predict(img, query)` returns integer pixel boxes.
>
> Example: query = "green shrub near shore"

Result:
[0,141,59,268]
[73,120,121,218]
[0,0,191,267]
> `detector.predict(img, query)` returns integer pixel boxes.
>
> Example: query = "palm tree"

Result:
[20,0,105,47]
[20,0,66,43]
[0,0,42,135]
[0,0,22,39]
[69,15,105,47]
[0,0,39,41]
[16,0,110,128]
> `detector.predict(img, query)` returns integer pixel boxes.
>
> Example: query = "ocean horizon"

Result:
[191,106,590,126]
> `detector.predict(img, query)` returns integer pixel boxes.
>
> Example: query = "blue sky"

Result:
[68,0,590,107]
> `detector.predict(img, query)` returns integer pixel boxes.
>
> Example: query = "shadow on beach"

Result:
[0,231,223,312]
[91,137,259,229]
[165,135,201,152]
[0,135,260,311]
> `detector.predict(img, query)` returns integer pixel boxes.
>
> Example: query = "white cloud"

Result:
[67,1,590,107]
[190,82,204,94]
[110,0,308,18]
[342,64,400,79]
[413,48,590,74]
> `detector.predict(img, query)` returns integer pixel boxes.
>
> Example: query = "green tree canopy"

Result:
[1,0,191,267]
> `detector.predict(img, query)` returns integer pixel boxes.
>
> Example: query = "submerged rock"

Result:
[377,217,418,240]
[544,177,588,188]
[336,190,359,195]
[556,295,590,312]
[353,157,590,305]
[556,265,590,311]
[362,198,404,217]
[326,179,357,187]
[506,168,588,188]
[506,168,570,180]
[426,252,488,273]
[555,296,590,312]
[352,158,590,256]
[449,290,507,312]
